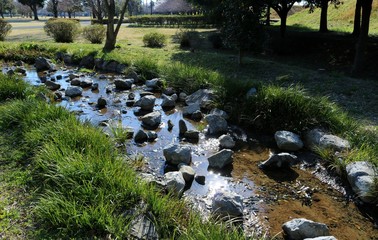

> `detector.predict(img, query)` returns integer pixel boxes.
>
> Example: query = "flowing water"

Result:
[4,64,377,239]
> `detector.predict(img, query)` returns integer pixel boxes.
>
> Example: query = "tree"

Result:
[352,0,373,74]
[87,0,104,20]
[17,0,43,20]
[304,0,341,33]
[268,0,300,38]
[352,0,362,36]
[59,0,82,18]
[14,1,32,17]
[128,0,142,16]
[154,0,195,14]
[103,0,130,51]
[46,0,59,18]
[0,0,13,18]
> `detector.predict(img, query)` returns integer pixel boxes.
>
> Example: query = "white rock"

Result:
[163,144,192,165]
[275,130,304,151]
[212,191,243,217]
[208,149,233,169]
[282,218,330,240]
[346,161,376,203]
[164,171,185,196]
[219,134,235,149]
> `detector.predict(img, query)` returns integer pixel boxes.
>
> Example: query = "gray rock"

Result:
[35,57,56,72]
[140,91,154,97]
[282,218,330,240]
[163,87,175,96]
[163,144,192,165]
[167,120,174,131]
[164,171,185,196]
[346,161,377,203]
[178,164,195,183]
[103,61,119,72]
[210,108,229,120]
[145,78,163,89]
[91,83,99,91]
[141,111,161,128]
[219,135,235,149]
[116,63,127,74]
[211,191,243,217]
[184,130,200,142]
[179,120,188,135]
[161,94,175,108]
[114,79,133,90]
[275,130,304,151]
[179,92,187,102]
[191,110,203,121]
[97,97,107,108]
[171,93,178,102]
[246,87,257,98]
[183,103,200,116]
[79,55,95,68]
[135,95,156,111]
[71,78,81,86]
[208,149,233,169]
[205,114,228,136]
[195,175,206,185]
[54,91,63,100]
[185,89,214,107]
[69,74,79,80]
[146,131,158,141]
[259,153,298,169]
[134,129,148,143]
[305,129,350,151]
[129,214,159,240]
[6,69,14,75]
[125,69,139,82]
[80,79,93,88]
[304,237,337,240]
[128,92,135,100]
[45,80,61,91]
[14,67,26,74]
[65,87,83,98]
[106,86,112,93]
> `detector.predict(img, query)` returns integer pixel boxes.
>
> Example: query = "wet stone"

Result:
[208,149,234,169]
[91,83,99,91]
[114,79,133,90]
[275,130,304,151]
[282,218,330,240]
[71,78,81,86]
[258,153,298,169]
[128,92,135,100]
[146,131,158,142]
[164,171,185,196]
[179,120,188,135]
[195,175,206,185]
[219,134,236,149]
[205,114,228,136]
[80,79,93,88]
[184,130,200,142]
[163,144,192,166]
[45,80,61,91]
[97,97,107,109]
[134,129,148,143]
[167,120,174,131]
[65,86,83,98]
[191,110,203,121]
[178,164,195,183]
[140,111,161,129]
[211,191,243,217]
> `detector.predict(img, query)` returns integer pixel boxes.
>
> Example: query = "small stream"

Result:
[4,64,377,239]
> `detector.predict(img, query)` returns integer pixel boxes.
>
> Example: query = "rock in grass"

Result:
[305,129,350,151]
[129,214,159,240]
[178,164,195,183]
[282,218,330,240]
[164,171,185,196]
[141,111,161,129]
[275,130,304,151]
[211,191,243,217]
[346,161,377,203]
[163,144,192,166]
[146,78,163,90]
[258,153,298,169]
[65,86,82,98]
[210,108,229,120]
[45,80,61,91]
[185,89,214,107]
[35,57,56,72]
[208,149,233,169]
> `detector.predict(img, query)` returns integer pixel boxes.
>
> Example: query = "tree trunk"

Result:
[30,5,39,20]
[319,0,328,32]
[68,12,72,18]
[352,0,362,36]
[352,0,372,75]
[1,12,4,19]
[279,12,287,38]
[266,6,270,26]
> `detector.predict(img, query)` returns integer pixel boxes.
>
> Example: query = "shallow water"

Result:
[5,64,377,238]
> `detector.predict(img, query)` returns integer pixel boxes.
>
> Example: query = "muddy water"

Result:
[6,65,378,239]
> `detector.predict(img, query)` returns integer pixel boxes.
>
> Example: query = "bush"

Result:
[173,30,199,48]
[208,33,224,49]
[82,24,106,44]
[0,19,11,41]
[143,32,166,48]
[44,19,80,43]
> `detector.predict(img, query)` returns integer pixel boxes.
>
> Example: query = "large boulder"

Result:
[163,144,192,165]
[79,55,95,69]
[35,57,56,72]
[65,87,83,98]
[208,149,233,169]
[210,108,229,120]
[275,130,304,151]
[135,95,156,111]
[219,134,236,149]
[282,218,330,240]
[211,191,243,217]
[258,153,298,169]
[305,129,350,151]
[346,161,377,203]
[205,114,228,136]
[114,79,133,90]
[161,94,175,108]
[164,171,186,196]
[185,89,214,108]
[140,111,161,129]
[45,80,61,91]
[182,103,200,116]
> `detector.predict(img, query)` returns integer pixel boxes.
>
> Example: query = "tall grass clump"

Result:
[143,32,167,48]
[133,57,160,81]
[83,24,106,44]
[239,85,355,133]
[44,19,80,43]
[0,74,31,101]
[0,19,11,41]
[161,62,224,94]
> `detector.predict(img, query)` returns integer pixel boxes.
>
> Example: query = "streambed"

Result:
[4,64,377,239]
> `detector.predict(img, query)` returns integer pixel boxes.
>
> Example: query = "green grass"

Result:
[285,0,378,35]
[0,74,253,239]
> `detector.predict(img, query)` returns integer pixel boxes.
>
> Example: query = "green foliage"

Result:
[143,32,167,48]
[82,24,106,44]
[0,74,31,101]
[239,85,355,133]
[0,19,11,41]
[173,29,199,48]
[133,57,160,81]
[44,19,80,43]
[109,121,132,145]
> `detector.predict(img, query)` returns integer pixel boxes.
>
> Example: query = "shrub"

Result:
[173,30,199,48]
[82,24,106,44]
[0,19,11,41]
[143,32,166,48]
[44,19,80,43]
[208,33,224,49]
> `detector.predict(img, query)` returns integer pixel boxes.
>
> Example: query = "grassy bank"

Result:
[0,74,251,239]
